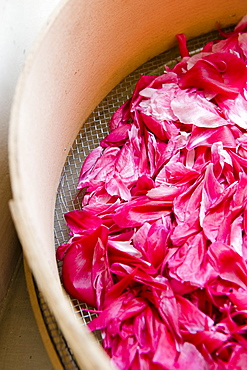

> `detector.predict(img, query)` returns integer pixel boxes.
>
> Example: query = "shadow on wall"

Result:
[0,0,61,312]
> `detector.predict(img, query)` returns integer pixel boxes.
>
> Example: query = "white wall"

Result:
[0,0,61,308]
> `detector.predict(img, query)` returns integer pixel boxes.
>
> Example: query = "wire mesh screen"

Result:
[36,27,234,368]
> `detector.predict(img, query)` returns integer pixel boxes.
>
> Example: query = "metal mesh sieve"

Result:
[35,27,234,368]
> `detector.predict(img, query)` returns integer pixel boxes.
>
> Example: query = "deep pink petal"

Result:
[176,295,214,333]
[61,226,108,307]
[187,125,236,150]
[207,242,247,290]
[64,210,102,234]
[100,124,130,147]
[113,196,172,228]
[176,33,190,58]
[180,52,247,98]
[109,99,131,131]
[141,111,168,141]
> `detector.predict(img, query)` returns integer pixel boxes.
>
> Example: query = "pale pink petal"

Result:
[171,89,228,128]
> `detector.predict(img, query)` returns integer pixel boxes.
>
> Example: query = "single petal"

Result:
[171,89,228,128]
[207,242,247,290]
[113,196,172,228]
[61,226,108,307]
[176,295,214,334]
[64,209,102,234]
[187,126,236,150]
[180,52,247,98]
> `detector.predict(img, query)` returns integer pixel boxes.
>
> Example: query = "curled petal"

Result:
[180,52,247,98]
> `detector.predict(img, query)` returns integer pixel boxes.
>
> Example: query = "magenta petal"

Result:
[131,174,155,196]
[169,232,214,286]
[56,242,71,261]
[202,201,225,242]
[64,210,102,234]
[194,330,230,355]
[61,226,108,307]
[176,33,190,58]
[171,210,201,246]
[62,242,97,307]
[228,290,247,310]
[110,263,168,290]
[228,346,247,370]
[208,242,247,290]
[180,52,247,98]
[173,178,203,223]
[103,269,138,308]
[87,296,124,332]
[165,160,200,185]
[234,14,247,33]
[113,196,172,228]
[131,74,157,110]
[140,112,168,141]
[109,99,131,131]
[105,175,131,201]
[176,295,214,333]
[92,237,113,309]
[107,241,153,273]
[152,323,177,368]
[145,222,169,269]
[187,125,236,150]
[100,124,130,147]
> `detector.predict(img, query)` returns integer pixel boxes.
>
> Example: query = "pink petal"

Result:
[207,242,247,290]
[228,346,247,370]
[169,232,213,287]
[100,124,130,147]
[78,146,103,184]
[139,83,178,121]
[180,52,247,99]
[147,185,180,200]
[152,323,178,368]
[113,196,172,228]
[171,210,201,246]
[64,210,102,234]
[176,295,214,333]
[175,342,209,370]
[145,221,169,269]
[218,92,247,129]
[61,226,109,307]
[171,88,228,128]
[141,112,168,141]
[187,125,236,150]
[234,14,247,33]
[105,175,131,201]
[92,236,114,309]
[230,216,243,256]
[200,163,225,225]
[176,33,190,58]
[109,99,131,131]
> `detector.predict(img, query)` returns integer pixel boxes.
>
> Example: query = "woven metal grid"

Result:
[36,27,234,368]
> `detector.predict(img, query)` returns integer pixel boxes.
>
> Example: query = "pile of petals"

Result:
[57,15,247,370]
